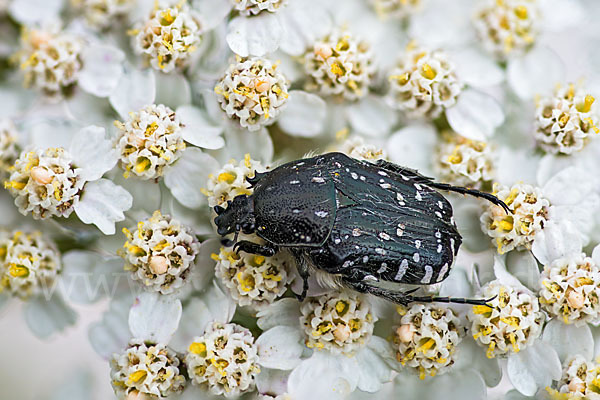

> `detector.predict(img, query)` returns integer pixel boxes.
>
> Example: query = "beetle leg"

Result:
[427,182,511,214]
[291,249,310,302]
[233,240,278,257]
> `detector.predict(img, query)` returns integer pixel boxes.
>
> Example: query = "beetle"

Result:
[213,152,509,306]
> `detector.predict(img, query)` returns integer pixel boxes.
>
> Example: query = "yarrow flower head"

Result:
[468,280,544,358]
[300,290,375,355]
[339,136,386,162]
[0,120,20,177]
[534,83,600,155]
[213,243,292,310]
[369,0,421,19]
[133,2,202,73]
[554,355,600,398]
[303,29,374,102]
[387,43,462,118]
[5,148,86,220]
[185,322,260,398]
[473,0,539,60]
[120,211,199,295]
[204,154,265,208]
[115,104,186,180]
[435,133,495,189]
[214,57,289,131]
[110,339,186,399]
[71,0,135,29]
[480,183,550,254]
[231,0,287,16]
[0,230,61,300]
[539,253,600,326]
[18,28,83,95]
[393,304,463,380]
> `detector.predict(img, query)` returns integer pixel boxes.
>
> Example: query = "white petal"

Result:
[177,105,224,149]
[9,0,63,25]
[493,255,530,292]
[256,297,301,330]
[446,89,504,141]
[540,0,584,31]
[536,154,576,187]
[439,266,474,299]
[450,48,504,88]
[507,341,561,396]
[0,293,10,313]
[277,90,326,138]
[279,1,332,56]
[505,389,535,400]
[542,319,594,362]
[496,147,541,186]
[215,125,274,165]
[593,244,600,267]
[47,370,92,400]
[193,0,232,30]
[454,338,502,388]
[288,353,359,400]
[203,281,236,324]
[346,95,398,138]
[255,368,290,397]
[129,292,182,343]
[27,118,80,149]
[88,295,134,359]
[79,44,125,98]
[507,46,565,100]
[256,326,304,370]
[226,13,283,57]
[109,66,156,119]
[154,72,192,110]
[543,167,595,206]
[61,250,125,304]
[69,125,117,181]
[427,369,487,400]
[355,347,392,392]
[114,175,161,215]
[386,124,437,176]
[452,202,492,253]
[191,239,220,292]
[163,148,220,209]
[169,295,221,353]
[164,195,215,236]
[505,251,541,291]
[531,220,582,265]
[408,0,475,48]
[24,294,77,339]
[74,179,133,235]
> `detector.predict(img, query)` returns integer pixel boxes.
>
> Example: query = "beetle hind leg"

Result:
[233,240,278,257]
[290,249,310,302]
[428,182,511,214]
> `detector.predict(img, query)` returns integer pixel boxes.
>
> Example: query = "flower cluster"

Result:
[185,322,260,397]
[231,0,287,16]
[435,133,495,188]
[370,0,421,19]
[468,281,544,358]
[121,211,199,294]
[303,30,374,101]
[0,120,20,176]
[204,154,265,208]
[555,355,600,398]
[387,44,462,118]
[115,104,186,180]
[71,0,135,29]
[535,83,600,155]
[214,57,289,131]
[339,136,387,162]
[299,291,375,355]
[393,304,463,379]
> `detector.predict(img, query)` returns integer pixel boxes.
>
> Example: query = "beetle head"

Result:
[214,195,255,237]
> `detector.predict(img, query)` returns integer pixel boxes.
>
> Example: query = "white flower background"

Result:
[2,0,600,399]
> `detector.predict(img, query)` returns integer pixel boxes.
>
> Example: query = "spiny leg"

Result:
[291,249,310,302]
[427,182,511,214]
[233,240,278,257]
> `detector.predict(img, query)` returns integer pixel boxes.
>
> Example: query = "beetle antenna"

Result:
[428,182,511,214]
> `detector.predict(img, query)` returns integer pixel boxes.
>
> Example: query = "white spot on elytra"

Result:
[312,176,325,183]
[334,238,341,244]
[290,180,300,184]
[421,265,433,283]
[438,263,449,280]
[351,172,358,179]
[415,192,423,201]
[377,262,388,273]
[413,253,420,262]
[379,232,391,240]
[395,259,409,280]
[378,171,388,176]
[437,244,443,253]
[315,210,328,218]
[352,228,362,237]
[438,201,444,209]
[360,176,366,181]
[375,248,386,255]
[401,175,409,181]
[380,183,392,189]
[435,231,441,239]
[362,256,369,263]
[293,209,301,214]
[415,240,421,249]
[364,275,378,282]
[435,211,442,218]
[414,183,422,190]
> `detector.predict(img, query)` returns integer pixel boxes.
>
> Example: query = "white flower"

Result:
[0,230,61,300]
[18,28,83,95]
[185,322,261,398]
[480,183,549,254]
[539,253,600,326]
[71,0,135,29]
[231,0,287,16]
[393,304,463,380]
[115,104,186,180]
[213,244,292,310]
[299,291,375,355]
[110,339,186,399]
[338,136,386,162]
[554,355,600,398]
[534,83,600,155]
[434,133,495,189]
[387,43,462,119]
[204,154,266,208]
[120,210,199,295]
[133,3,203,73]
[468,280,544,358]
[302,29,375,101]
[4,126,132,234]
[369,0,421,20]
[0,119,20,176]
[214,57,290,131]
[473,0,539,60]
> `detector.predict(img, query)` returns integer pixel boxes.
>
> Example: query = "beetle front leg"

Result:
[291,249,310,302]
[233,240,278,257]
